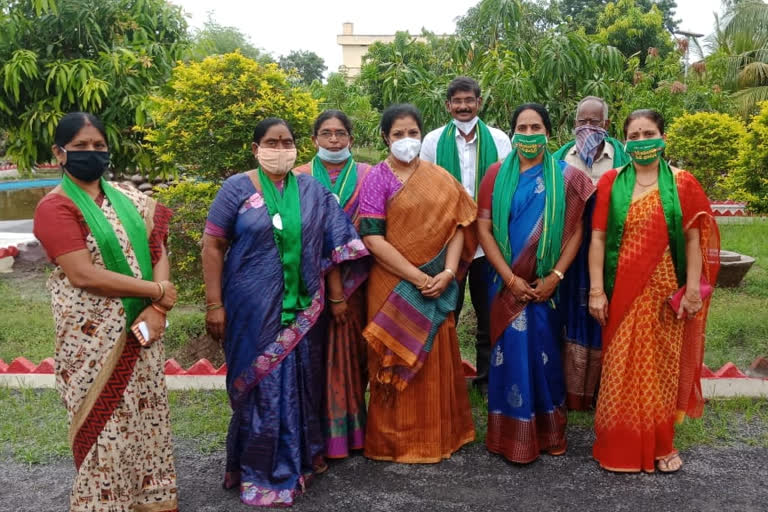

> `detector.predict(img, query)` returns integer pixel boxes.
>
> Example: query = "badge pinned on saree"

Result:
[272,213,283,230]
[333,193,341,204]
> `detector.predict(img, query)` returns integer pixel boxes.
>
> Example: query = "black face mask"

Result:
[61,149,110,182]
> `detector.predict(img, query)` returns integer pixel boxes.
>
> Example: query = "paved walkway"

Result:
[3,429,767,512]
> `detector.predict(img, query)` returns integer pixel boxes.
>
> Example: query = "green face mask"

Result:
[513,133,547,158]
[625,138,666,165]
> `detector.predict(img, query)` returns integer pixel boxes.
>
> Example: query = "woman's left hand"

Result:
[421,272,453,299]
[531,274,559,302]
[678,289,703,320]
[132,306,166,347]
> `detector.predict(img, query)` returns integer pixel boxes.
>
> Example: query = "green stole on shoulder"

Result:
[551,137,631,168]
[436,120,499,199]
[310,156,357,207]
[604,160,686,298]
[491,150,565,277]
[258,168,311,325]
[61,174,153,326]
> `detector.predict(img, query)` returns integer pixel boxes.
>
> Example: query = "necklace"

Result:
[635,174,658,187]
[387,157,418,184]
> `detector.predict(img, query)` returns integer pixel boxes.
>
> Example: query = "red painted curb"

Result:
[33,358,55,374]
[6,357,35,374]
[700,364,715,378]
[164,359,187,375]
[216,364,228,376]
[186,359,217,375]
[0,359,7,372]
[714,362,746,379]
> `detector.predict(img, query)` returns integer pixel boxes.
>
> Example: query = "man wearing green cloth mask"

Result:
[552,96,630,184]
[420,76,512,396]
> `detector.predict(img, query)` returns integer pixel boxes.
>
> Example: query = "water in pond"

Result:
[0,184,57,220]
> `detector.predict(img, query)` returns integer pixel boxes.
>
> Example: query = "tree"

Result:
[188,14,273,64]
[143,52,318,182]
[278,50,327,85]
[559,0,680,34]
[309,73,381,147]
[708,1,768,115]
[0,0,187,173]
[595,0,675,62]
[666,112,747,197]
[723,100,768,212]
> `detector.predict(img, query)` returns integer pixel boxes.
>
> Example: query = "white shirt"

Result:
[420,122,512,198]
[420,122,512,259]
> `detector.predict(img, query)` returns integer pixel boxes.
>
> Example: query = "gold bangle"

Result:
[417,276,429,290]
[506,274,517,289]
[552,269,564,281]
[589,288,605,297]
[206,303,224,311]
[443,268,456,279]
[151,303,168,316]
[151,281,165,302]
[328,296,346,304]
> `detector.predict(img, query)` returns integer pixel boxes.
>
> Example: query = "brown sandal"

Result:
[656,452,683,473]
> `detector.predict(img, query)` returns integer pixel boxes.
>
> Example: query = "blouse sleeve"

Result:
[358,165,395,237]
[205,176,243,239]
[33,194,89,262]
[477,162,502,220]
[592,169,618,232]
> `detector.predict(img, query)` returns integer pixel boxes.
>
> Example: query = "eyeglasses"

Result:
[449,98,478,107]
[575,118,605,127]
[317,130,350,140]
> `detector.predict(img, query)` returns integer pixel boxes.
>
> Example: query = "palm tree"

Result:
[709,1,768,115]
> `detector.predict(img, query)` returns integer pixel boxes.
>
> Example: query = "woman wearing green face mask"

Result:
[588,109,720,474]
[476,103,595,463]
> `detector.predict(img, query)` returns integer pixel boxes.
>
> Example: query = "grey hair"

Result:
[576,96,609,119]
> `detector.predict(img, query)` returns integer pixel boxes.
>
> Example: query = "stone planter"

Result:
[0,255,14,273]
[716,250,755,288]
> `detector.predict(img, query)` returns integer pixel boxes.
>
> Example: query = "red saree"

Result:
[592,169,720,473]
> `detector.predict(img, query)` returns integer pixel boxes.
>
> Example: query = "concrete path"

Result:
[2,429,767,512]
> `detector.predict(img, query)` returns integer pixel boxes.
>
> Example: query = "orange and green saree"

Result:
[592,166,720,473]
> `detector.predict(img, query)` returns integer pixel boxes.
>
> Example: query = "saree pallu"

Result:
[486,164,593,464]
[592,169,720,473]
[560,196,603,410]
[47,185,177,512]
[213,174,367,507]
[294,162,371,458]
[364,161,477,463]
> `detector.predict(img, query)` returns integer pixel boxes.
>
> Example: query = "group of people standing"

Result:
[34,76,719,511]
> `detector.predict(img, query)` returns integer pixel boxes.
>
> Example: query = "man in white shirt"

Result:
[420,76,511,396]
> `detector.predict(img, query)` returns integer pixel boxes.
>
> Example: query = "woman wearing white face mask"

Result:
[294,110,372,460]
[358,103,478,463]
[201,118,368,506]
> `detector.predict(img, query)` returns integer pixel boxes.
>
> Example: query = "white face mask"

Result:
[317,145,351,164]
[453,116,479,136]
[390,137,421,163]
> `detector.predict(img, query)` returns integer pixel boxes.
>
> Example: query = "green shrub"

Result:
[155,181,219,303]
[666,112,747,199]
[143,52,319,182]
[723,101,768,213]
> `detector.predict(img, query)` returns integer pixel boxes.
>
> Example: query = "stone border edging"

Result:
[0,357,766,397]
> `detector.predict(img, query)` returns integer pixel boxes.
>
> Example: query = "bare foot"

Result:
[657,452,683,473]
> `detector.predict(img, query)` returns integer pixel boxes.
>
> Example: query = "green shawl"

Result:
[258,168,312,325]
[61,175,152,326]
[436,120,498,199]
[604,160,686,298]
[310,155,357,207]
[491,150,565,277]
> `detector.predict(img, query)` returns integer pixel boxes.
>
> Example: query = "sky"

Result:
[172,0,725,75]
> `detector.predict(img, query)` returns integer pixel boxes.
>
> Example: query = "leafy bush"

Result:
[666,112,747,198]
[154,181,219,303]
[143,52,318,182]
[723,101,768,213]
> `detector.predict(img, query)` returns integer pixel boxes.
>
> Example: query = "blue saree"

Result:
[205,173,368,507]
[483,162,593,464]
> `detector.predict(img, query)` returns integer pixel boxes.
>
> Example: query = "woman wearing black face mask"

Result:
[32,112,179,511]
